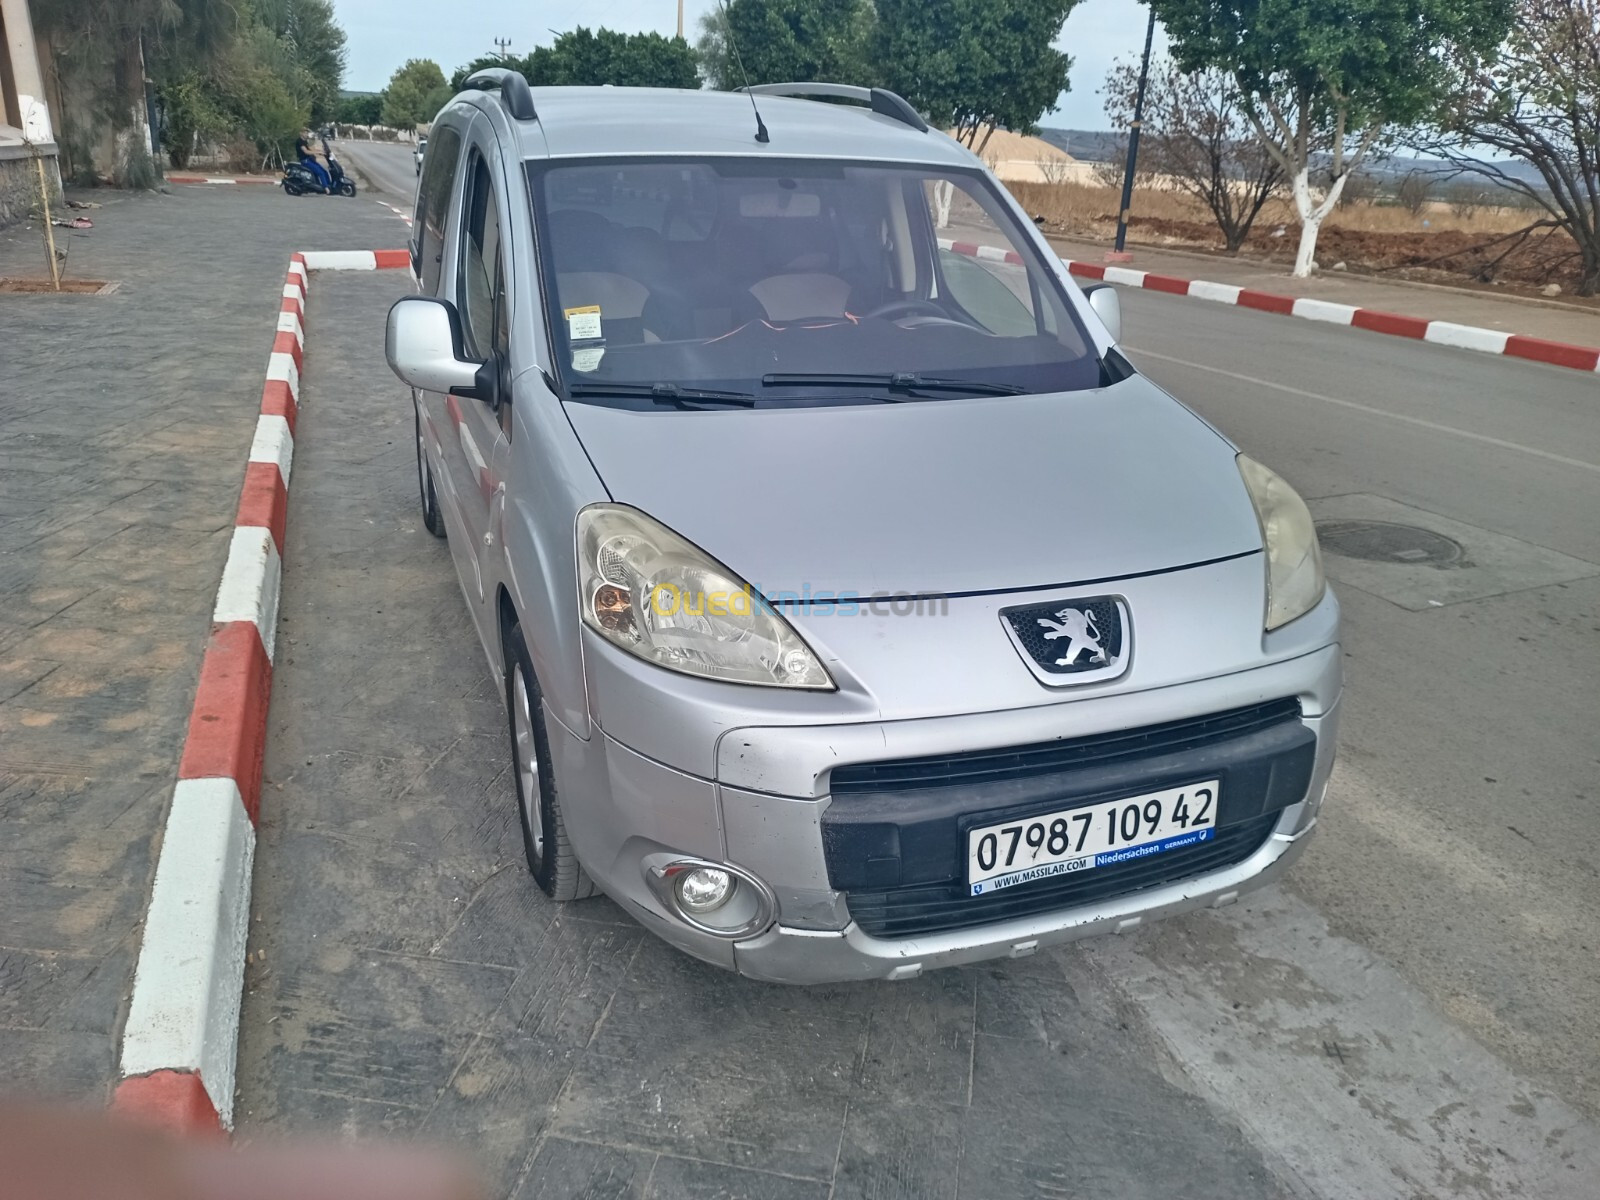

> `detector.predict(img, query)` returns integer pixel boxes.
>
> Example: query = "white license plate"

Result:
[966,780,1220,896]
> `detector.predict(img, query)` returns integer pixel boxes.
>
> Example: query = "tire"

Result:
[337,179,356,197]
[415,409,445,538]
[505,623,595,900]
[282,180,304,196]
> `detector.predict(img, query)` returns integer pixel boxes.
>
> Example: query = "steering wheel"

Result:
[864,298,951,322]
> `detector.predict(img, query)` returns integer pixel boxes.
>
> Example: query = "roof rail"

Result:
[739,83,929,133]
[461,67,537,122]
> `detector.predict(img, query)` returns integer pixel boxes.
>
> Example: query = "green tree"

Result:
[383,58,451,130]
[695,0,875,89]
[874,0,1078,150]
[1151,0,1514,276]
[455,30,698,91]
[335,92,385,125]
[256,0,348,123]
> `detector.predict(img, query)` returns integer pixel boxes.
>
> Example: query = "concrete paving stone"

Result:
[0,1027,117,1104]
[549,1048,849,1182]
[420,1034,579,1196]
[579,943,873,1079]
[512,1136,657,1200]
[0,773,168,854]
[0,658,60,704]
[0,948,102,1029]
[243,945,515,1123]
[47,936,139,1036]
[487,917,649,1047]
[266,742,517,859]
[830,1098,964,1200]
[246,827,499,958]
[970,957,1086,1043]
[0,662,195,775]
[852,968,975,1107]
[0,835,152,957]
[959,1030,1285,1200]
[428,859,567,970]
[643,1156,831,1200]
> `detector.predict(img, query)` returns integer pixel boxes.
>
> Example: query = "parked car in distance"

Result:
[414,134,427,175]
[385,71,1341,984]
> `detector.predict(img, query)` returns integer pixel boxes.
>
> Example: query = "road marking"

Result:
[1129,347,1600,475]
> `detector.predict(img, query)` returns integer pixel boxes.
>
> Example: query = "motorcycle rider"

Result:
[294,129,331,190]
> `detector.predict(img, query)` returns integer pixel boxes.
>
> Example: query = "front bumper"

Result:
[734,810,1320,984]
[552,635,1342,984]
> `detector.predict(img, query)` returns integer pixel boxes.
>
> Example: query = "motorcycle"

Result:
[282,151,356,197]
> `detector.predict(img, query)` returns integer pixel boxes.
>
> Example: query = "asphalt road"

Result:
[279,150,1600,1195]
[1115,290,1600,1110]
[341,138,419,210]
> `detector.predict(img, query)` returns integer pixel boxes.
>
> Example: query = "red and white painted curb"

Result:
[940,239,1600,374]
[168,175,279,186]
[111,249,410,1136]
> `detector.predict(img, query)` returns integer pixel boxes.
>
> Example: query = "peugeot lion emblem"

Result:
[1037,605,1107,668]
[1000,594,1130,684]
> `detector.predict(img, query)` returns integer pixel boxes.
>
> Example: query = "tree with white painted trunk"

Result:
[1151,0,1514,277]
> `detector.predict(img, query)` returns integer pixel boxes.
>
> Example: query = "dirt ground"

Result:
[1009,180,1597,305]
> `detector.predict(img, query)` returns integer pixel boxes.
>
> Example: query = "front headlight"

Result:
[577,504,834,690]
[1237,455,1325,631]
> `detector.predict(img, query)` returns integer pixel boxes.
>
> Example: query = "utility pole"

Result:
[493,37,512,59]
[1113,6,1157,255]
[677,0,685,39]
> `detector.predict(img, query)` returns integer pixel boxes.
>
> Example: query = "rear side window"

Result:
[413,124,463,292]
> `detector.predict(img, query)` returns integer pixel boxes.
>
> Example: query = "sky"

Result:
[330,0,1169,132]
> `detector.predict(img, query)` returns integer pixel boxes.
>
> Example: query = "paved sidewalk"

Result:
[234,270,1287,1200]
[1046,233,1600,347]
[0,185,401,1102]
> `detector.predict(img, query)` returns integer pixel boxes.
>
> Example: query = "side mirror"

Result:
[386,296,484,397]
[1082,282,1122,344]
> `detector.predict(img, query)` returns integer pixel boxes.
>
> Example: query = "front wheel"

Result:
[337,179,356,197]
[505,624,595,901]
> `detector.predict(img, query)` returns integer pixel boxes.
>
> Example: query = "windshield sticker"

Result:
[564,305,603,342]
[571,347,605,372]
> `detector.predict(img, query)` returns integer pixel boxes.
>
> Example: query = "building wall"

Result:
[0,0,58,229]
[0,146,49,225]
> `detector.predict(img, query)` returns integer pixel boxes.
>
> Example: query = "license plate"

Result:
[966,780,1220,896]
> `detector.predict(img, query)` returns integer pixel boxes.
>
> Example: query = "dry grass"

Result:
[1004,179,1588,295]
[1006,179,1534,238]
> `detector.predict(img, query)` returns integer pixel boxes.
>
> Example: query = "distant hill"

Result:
[1036,128,1121,163]
[1036,126,1551,201]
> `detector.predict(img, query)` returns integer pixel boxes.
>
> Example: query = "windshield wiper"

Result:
[568,382,756,409]
[761,372,1026,397]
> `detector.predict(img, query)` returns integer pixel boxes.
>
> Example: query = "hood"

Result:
[562,377,1263,598]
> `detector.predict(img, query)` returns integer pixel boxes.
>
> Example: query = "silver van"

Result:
[385,72,1341,984]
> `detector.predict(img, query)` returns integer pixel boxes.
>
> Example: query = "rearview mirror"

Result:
[1082,283,1122,344]
[386,296,484,396]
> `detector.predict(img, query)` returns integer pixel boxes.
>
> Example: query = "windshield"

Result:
[527,158,1102,406]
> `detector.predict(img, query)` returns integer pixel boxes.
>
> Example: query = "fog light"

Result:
[675,867,733,914]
